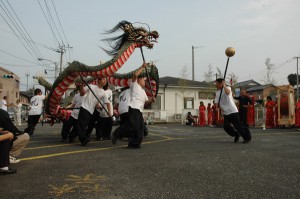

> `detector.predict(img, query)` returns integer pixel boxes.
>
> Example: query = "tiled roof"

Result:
[159,76,211,87]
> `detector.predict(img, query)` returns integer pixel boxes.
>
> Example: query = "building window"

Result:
[198,89,215,99]
[15,80,19,89]
[184,97,194,109]
[16,92,18,98]
[146,95,161,110]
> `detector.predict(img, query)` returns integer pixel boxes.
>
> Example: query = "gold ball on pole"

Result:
[225,47,235,57]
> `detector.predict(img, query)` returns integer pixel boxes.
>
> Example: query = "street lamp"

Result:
[38,58,59,78]
[192,45,205,81]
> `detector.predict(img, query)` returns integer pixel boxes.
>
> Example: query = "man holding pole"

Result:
[214,78,251,143]
[77,78,109,146]
[111,62,155,149]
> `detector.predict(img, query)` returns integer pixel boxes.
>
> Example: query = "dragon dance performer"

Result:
[61,89,86,143]
[24,89,47,136]
[77,78,109,146]
[98,82,113,140]
[111,62,155,149]
[214,78,251,143]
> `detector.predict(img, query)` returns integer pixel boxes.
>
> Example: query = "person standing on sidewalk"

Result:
[214,78,251,143]
[12,99,22,126]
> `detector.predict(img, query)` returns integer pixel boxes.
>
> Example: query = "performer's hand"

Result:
[141,62,147,68]
[222,80,226,87]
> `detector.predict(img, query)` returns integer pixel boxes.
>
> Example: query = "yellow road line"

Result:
[20,138,174,161]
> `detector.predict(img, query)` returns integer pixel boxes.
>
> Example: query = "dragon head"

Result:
[120,21,159,49]
[102,21,159,56]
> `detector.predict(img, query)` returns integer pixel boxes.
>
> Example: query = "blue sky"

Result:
[1,0,300,90]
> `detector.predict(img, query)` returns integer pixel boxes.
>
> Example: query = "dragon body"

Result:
[44,21,159,121]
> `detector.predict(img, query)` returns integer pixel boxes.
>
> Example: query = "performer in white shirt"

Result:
[112,63,155,149]
[24,89,46,136]
[214,78,251,143]
[77,78,108,146]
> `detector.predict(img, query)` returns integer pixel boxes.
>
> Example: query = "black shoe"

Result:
[127,144,141,149]
[111,131,118,145]
[0,168,17,175]
[81,137,91,146]
[234,135,240,143]
[61,138,67,143]
[242,140,251,144]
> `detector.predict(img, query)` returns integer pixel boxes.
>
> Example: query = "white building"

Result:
[144,76,215,123]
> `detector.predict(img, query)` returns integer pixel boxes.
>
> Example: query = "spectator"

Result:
[0,130,17,175]
[186,112,195,125]
[0,96,9,112]
[207,103,212,126]
[199,101,206,126]
[12,99,22,126]
[0,109,30,163]
[265,96,275,128]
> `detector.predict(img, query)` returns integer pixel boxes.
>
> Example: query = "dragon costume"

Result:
[44,21,159,121]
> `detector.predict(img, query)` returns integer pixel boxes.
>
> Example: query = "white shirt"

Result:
[71,93,84,119]
[118,89,130,115]
[129,81,148,113]
[29,94,46,115]
[81,84,105,114]
[100,89,113,117]
[0,99,7,111]
[15,103,22,114]
[214,86,238,115]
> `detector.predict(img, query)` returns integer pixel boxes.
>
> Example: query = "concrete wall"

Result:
[0,67,20,105]
[154,86,215,122]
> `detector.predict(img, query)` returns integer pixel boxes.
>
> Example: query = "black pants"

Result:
[115,107,144,146]
[239,108,248,127]
[86,110,101,138]
[0,140,10,167]
[61,116,77,139]
[99,117,112,138]
[223,112,251,141]
[77,107,92,143]
[25,115,41,135]
[119,112,129,126]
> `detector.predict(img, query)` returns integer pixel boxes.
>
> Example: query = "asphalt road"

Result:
[1,123,300,199]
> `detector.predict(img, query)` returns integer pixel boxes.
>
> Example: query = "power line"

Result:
[43,0,64,44]
[0,0,47,65]
[0,48,38,65]
[51,0,69,45]
[37,0,60,46]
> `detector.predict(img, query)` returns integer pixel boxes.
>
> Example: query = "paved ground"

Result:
[1,123,300,199]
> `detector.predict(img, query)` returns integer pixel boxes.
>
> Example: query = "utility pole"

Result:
[56,44,73,74]
[295,57,300,100]
[192,45,205,81]
[25,71,30,91]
